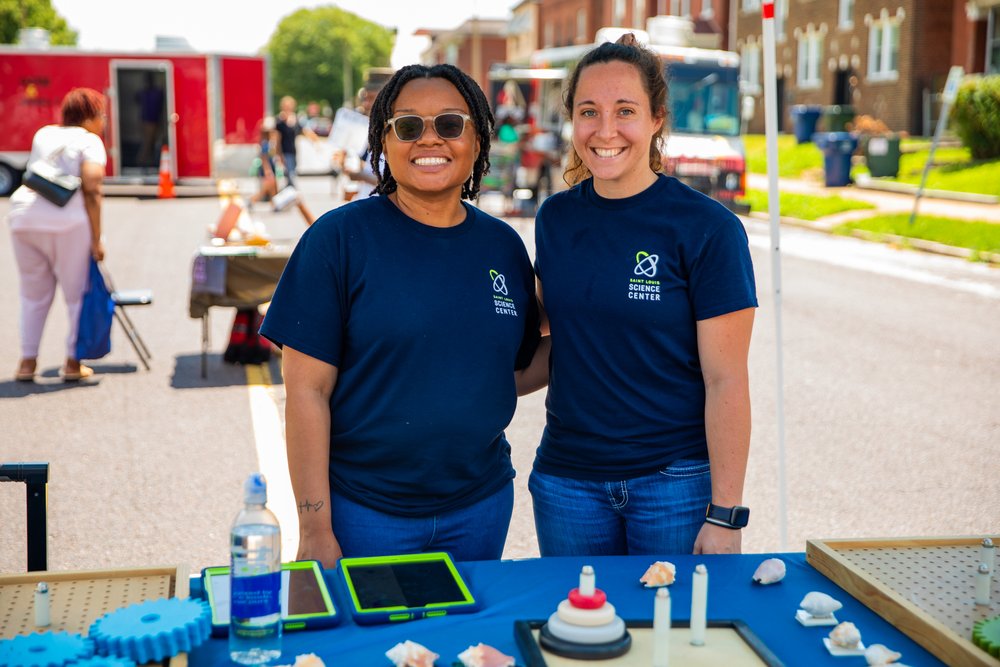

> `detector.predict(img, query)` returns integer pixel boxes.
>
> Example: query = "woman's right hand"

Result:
[296,529,343,569]
[91,238,105,261]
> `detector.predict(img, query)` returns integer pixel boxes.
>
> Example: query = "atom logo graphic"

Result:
[634,251,659,278]
[489,269,508,295]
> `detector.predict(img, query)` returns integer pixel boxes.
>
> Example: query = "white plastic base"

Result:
[796,609,839,626]
[823,637,866,657]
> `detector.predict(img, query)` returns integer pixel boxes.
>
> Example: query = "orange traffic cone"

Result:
[157,146,176,199]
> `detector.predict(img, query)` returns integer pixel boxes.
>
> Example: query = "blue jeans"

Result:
[282,152,297,187]
[529,460,711,556]
[330,481,514,561]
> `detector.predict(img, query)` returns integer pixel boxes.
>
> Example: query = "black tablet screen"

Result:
[348,560,468,609]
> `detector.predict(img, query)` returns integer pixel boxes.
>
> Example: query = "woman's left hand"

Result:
[693,521,742,554]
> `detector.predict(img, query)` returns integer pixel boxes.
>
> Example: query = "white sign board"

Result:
[942,66,964,105]
[327,107,371,156]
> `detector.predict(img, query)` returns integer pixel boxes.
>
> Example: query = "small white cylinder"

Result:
[34,582,50,627]
[982,538,995,573]
[976,563,992,606]
[579,565,595,597]
[690,564,708,646]
[653,587,671,667]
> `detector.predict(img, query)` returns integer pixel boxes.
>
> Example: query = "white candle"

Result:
[34,582,50,627]
[653,587,671,667]
[690,564,708,646]
[982,538,995,573]
[976,563,992,606]
[580,565,595,597]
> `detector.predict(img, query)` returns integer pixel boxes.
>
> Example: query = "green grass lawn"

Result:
[832,214,1000,255]
[745,134,1000,197]
[742,188,875,220]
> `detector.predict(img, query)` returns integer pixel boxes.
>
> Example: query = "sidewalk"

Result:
[746,172,1000,264]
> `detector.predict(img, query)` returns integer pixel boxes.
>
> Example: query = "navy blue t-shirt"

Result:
[261,195,540,516]
[534,174,757,480]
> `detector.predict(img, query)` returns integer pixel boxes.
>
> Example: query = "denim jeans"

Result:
[529,459,711,556]
[282,152,297,187]
[330,481,514,561]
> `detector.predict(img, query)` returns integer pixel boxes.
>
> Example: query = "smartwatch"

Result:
[705,503,750,529]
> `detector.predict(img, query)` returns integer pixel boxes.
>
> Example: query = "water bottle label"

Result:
[231,571,281,618]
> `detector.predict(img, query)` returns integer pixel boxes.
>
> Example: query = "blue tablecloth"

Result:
[189,552,946,666]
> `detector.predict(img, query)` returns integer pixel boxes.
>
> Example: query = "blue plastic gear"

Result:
[87,597,211,664]
[0,631,94,667]
[66,658,137,667]
[66,658,136,667]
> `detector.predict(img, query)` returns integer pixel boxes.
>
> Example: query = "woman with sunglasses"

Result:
[261,64,543,566]
[529,35,757,557]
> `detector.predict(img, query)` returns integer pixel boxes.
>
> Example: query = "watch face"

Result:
[732,506,750,526]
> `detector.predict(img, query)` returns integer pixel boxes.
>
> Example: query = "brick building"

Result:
[417,18,509,94]
[734,0,999,136]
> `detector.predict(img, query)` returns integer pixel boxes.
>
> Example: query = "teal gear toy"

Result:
[88,597,211,664]
[67,658,136,667]
[0,631,93,667]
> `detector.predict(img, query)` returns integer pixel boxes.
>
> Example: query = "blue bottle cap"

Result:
[244,472,268,504]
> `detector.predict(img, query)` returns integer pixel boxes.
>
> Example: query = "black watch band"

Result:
[705,503,750,529]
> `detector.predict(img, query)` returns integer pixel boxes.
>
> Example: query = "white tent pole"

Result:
[761,0,788,551]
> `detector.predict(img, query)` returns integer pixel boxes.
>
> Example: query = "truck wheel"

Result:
[0,162,22,197]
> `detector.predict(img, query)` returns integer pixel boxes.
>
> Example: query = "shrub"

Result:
[951,75,1000,159]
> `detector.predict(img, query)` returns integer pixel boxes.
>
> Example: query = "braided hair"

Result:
[368,64,494,200]
[562,35,669,187]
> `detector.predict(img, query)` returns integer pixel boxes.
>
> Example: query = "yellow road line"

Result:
[246,363,299,561]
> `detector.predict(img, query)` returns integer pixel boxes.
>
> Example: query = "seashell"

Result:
[751,558,786,584]
[457,643,516,667]
[640,560,677,587]
[271,654,326,667]
[385,640,440,667]
[829,621,862,649]
[800,591,843,617]
[864,644,902,665]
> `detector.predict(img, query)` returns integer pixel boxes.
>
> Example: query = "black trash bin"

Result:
[823,105,856,132]
[813,132,859,187]
[790,105,823,144]
[864,134,901,178]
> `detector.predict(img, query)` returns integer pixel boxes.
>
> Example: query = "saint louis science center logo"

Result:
[633,251,659,278]
[490,269,518,317]
[490,269,508,295]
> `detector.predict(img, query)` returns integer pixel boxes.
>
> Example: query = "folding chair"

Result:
[101,264,154,371]
[0,462,49,571]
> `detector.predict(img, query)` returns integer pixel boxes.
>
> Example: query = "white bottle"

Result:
[230,472,282,665]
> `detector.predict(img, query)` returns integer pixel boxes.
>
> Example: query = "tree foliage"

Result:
[952,76,1000,160]
[266,6,394,111]
[0,0,77,45]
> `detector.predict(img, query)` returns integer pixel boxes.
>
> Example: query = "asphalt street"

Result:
[1,176,998,574]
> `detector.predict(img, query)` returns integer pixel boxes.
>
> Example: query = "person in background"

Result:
[136,72,165,167]
[530,34,757,557]
[6,87,108,382]
[260,64,544,566]
[249,116,278,208]
[273,95,319,189]
[342,86,379,200]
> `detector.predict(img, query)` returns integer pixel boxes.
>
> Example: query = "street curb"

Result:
[853,175,1000,205]
[747,211,1000,266]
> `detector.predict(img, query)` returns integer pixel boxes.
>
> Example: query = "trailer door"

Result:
[109,60,175,179]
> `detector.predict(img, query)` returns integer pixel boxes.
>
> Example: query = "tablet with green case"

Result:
[338,551,479,625]
[202,559,340,636]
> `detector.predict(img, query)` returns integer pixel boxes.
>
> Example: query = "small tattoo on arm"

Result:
[297,500,325,513]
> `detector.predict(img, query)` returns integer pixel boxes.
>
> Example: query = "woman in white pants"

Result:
[7,88,107,382]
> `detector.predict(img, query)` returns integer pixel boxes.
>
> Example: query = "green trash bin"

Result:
[823,105,855,132]
[864,134,901,178]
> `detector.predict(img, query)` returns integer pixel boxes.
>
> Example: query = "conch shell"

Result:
[639,560,677,587]
[272,654,326,667]
[385,640,440,667]
[829,621,862,649]
[457,643,516,667]
[751,558,786,584]
[865,644,902,665]
[800,591,843,617]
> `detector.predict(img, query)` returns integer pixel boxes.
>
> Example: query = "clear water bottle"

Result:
[230,472,282,665]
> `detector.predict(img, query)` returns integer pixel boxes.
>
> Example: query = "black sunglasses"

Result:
[385,113,472,142]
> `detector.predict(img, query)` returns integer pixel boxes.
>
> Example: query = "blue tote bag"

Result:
[75,259,115,360]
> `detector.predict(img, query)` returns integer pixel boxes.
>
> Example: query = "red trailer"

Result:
[0,46,270,195]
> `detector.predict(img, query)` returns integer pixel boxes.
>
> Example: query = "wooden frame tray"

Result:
[0,564,190,666]
[514,619,784,667]
[807,536,1000,667]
